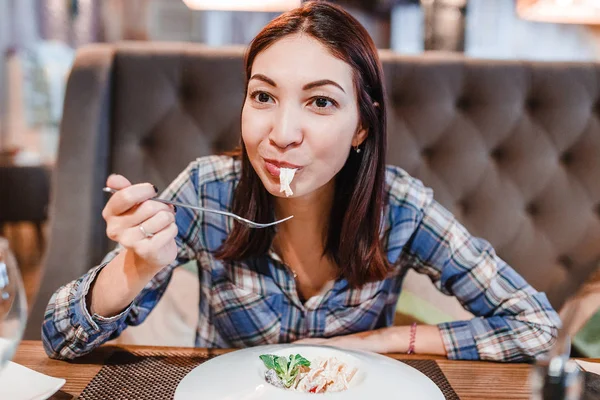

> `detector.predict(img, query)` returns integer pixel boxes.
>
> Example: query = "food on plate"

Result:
[279,168,297,197]
[259,353,358,393]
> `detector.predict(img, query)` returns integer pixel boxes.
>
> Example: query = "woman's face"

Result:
[242,34,367,199]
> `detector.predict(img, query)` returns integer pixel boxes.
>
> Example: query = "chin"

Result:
[260,179,302,199]
[266,185,298,199]
[257,175,287,197]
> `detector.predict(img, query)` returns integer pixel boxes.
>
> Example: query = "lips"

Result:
[264,158,302,177]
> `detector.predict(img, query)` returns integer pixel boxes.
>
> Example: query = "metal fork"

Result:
[102,187,293,228]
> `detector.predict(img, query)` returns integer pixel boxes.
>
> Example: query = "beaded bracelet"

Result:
[407,322,417,354]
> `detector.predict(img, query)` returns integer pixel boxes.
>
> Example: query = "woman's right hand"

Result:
[102,174,178,274]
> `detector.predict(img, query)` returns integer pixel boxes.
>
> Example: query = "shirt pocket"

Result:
[324,281,387,337]
[210,264,282,347]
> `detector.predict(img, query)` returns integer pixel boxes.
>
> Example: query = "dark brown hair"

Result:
[215,1,388,287]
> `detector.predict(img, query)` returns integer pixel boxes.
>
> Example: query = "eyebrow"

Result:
[249,74,346,94]
[303,79,346,94]
[249,74,277,87]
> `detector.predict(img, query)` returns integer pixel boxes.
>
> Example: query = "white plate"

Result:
[175,344,444,400]
[0,361,66,400]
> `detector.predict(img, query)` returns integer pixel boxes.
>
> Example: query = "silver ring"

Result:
[139,224,154,239]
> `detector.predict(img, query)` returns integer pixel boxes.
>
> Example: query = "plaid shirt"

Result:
[42,156,559,361]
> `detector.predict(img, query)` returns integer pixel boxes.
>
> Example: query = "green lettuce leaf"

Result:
[260,353,312,388]
[259,354,278,372]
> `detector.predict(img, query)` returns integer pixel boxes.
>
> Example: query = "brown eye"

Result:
[257,92,271,103]
[315,97,330,108]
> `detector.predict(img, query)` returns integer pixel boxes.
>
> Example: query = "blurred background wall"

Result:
[2,0,600,164]
[2,0,600,332]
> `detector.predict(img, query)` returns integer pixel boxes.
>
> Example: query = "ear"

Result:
[352,126,368,147]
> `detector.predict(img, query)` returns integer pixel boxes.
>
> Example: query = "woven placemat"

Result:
[79,351,459,399]
[404,359,459,400]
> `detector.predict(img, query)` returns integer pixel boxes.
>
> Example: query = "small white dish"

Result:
[576,359,600,375]
[0,361,66,400]
[175,344,444,400]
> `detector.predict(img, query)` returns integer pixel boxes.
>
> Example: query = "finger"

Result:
[104,183,158,217]
[132,222,178,259]
[138,210,176,240]
[106,200,175,241]
[151,222,179,249]
[116,199,174,230]
[293,338,327,344]
[119,210,175,246]
[106,174,132,190]
[105,200,173,243]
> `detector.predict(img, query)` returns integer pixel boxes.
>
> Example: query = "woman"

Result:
[42,1,559,362]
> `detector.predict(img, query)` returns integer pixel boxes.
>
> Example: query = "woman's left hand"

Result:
[293,337,329,345]
[293,328,397,353]
[294,325,447,356]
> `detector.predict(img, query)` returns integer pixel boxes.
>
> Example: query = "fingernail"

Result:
[152,185,159,193]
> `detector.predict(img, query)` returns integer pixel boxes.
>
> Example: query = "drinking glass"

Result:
[0,238,27,374]
[530,295,584,400]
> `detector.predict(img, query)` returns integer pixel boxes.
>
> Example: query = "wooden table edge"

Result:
[14,340,598,400]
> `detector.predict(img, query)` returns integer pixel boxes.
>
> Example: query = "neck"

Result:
[272,180,339,297]
[274,180,334,244]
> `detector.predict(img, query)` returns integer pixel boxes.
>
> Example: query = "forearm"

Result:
[406,198,560,361]
[43,249,178,360]
[42,255,133,360]
[323,325,447,355]
[438,314,558,362]
[88,249,157,318]
[398,325,446,355]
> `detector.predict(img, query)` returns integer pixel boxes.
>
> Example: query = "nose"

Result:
[268,102,303,149]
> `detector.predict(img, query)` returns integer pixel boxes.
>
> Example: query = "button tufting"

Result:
[421,147,434,159]
[560,152,573,165]
[526,97,540,111]
[139,135,154,147]
[456,96,470,110]
[458,199,470,215]
[557,255,573,269]
[491,148,504,161]
[526,203,539,216]
[180,85,194,101]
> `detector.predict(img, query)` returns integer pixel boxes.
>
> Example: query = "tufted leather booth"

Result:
[25,42,600,339]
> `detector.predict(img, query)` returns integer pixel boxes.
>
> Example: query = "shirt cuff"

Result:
[437,320,480,360]
[72,262,133,334]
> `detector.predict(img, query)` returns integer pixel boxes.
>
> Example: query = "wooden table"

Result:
[14,340,535,399]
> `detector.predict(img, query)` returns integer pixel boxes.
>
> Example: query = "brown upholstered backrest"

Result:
[26,42,600,338]
[381,53,600,311]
